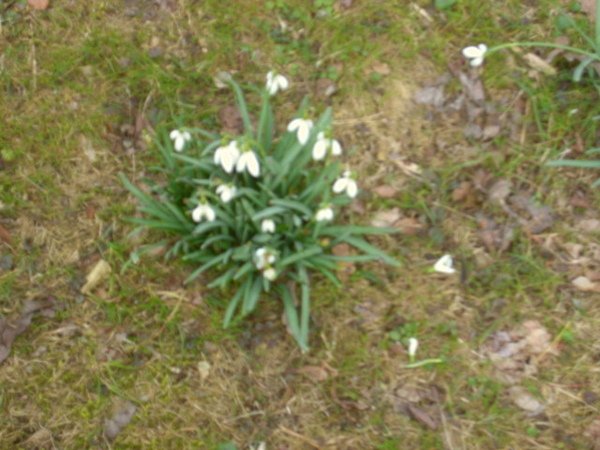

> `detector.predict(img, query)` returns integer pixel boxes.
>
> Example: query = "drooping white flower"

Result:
[236,150,260,177]
[214,141,240,173]
[216,184,236,203]
[255,247,276,270]
[408,338,419,358]
[433,254,456,274]
[312,132,342,161]
[266,71,289,96]
[192,203,216,223]
[261,219,275,233]
[169,129,192,152]
[315,207,334,222]
[462,44,487,67]
[287,118,314,145]
[263,268,277,281]
[332,170,358,198]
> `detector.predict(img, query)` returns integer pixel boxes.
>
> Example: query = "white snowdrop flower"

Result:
[266,71,289,96]
[191,203,216,223]
[312,132,342,161]
[169,129,192,152]
[408,338,419,358]
[216,184,236,203]
[287,118,314,145]
[255,247,267,270]
[263,268,277,281]
[433,254,456,274]
[214,141,240,174]
[462,44,487,67]
[236,150,261,177]
[261,219,275,233]
[332,170,358,198]
[315,207,334,222]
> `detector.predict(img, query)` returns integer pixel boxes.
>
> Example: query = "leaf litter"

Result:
[0,297,56,365]
[103,400,137,441]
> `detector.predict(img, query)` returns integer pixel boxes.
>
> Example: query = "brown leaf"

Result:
[28,0,49,10]
[488,179,512,203]
[413,85,445,108]
[372,62,391,76]
[572,276,600,292]
[395,217,426,235]
[339,0,353,8]
[81,259,111,294]
[24,428,53,449]
[296,365,329,382]
[509,386,545,414]
[218,105,243,134]
[0,297,56,365]
[481,320,556,384]
[581,0,596,18]
[452,181,473,202]
[577,218,600,233]
[477,216,514,253]
[407,404,438,430]
[458,72,485,103]
[103,401,137,441]
[315,78,337,97]
[372,185,398,198]
[523,53,557,76]
[585,418,600,450]
[371,208,402,228]
[0,223,11,244]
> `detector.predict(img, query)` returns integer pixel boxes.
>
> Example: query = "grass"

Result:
[0,0,599,448]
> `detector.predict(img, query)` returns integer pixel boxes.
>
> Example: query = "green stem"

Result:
[488,42,598,60]
[405,358,444,369]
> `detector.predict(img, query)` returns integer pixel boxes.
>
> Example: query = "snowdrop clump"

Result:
[122,72,398,351]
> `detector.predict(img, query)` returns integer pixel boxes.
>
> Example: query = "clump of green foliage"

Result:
[121,73,398,350]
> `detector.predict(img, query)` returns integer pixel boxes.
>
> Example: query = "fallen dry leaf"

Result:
[581,0,596,18]
[24,428,53,449]
[396,217,426,235]
[509,386,545,414]
[585,418,600,450]
[577,218,600,234]
[197,360,211,381]
[481,321,556,384]
[104,401,137,441]
[218,105,243,135]
[371,208,402,228]
[81,259,111,294]
[572,276,600,292]
[0,223,11,244]
[0,297,56,365]
[372,62,391,76]
[372,185,398,198]
[407,404,438,430]
[523,53,557,76]
[28,0,49,10]
[296,365,329,382]
[477,216,514,253]
[488,179,512,204]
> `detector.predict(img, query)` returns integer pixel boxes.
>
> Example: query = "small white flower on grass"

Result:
[433,254,456,274]
[266,71,289,96]
[236,150,261,177]
[214,141,240,173]
[169,129,191,152]
[462,44,487,67]
[315,206,334,222]
[332,170,358,198]
[192,203,216,223]
[216,184,236,203]
[408,338,419,359]
[287,118,314,145]
[263,267,277,281]
[261,219,276,233]
[255,247,276,270]
[312,132,342,161]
